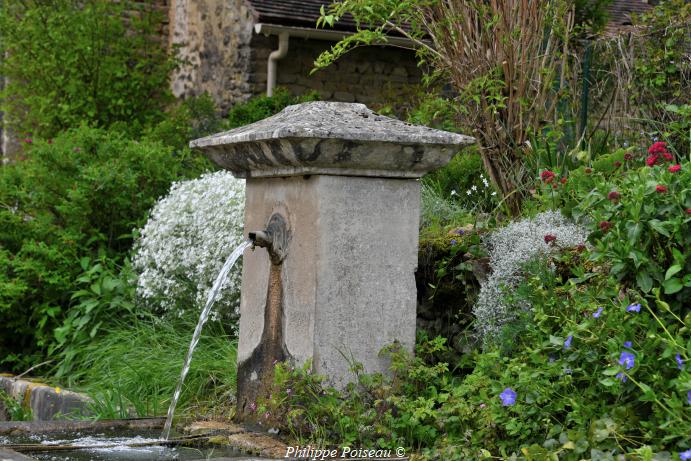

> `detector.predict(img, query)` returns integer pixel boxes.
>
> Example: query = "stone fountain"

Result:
[190,101,474,417]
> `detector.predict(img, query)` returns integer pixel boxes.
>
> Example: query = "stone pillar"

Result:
[190,102,474,416]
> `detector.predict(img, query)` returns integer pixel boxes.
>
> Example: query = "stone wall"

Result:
[168,0,421,112]
[249,34,421,105]
[168,0,256,109]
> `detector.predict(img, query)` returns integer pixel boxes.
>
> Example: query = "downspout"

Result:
[267,32,289,97]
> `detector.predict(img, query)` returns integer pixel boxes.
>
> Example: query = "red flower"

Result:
[648,141,667,154]
[585,168,592,174]
[662,152,674,162]
[599,221,613,232]
[607,191,621,202]
[687,209,691,215]
[576,244,586,253]
[646,154,660,167]
[544,234,557,244]
[614,161,622,168]
[541,170,556,183]
[669,164,681,173]
[656,185,668,193]
[560,177,567,185]
[624,153,633,161]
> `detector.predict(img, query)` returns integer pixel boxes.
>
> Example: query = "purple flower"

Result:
[619,351,635,370]
[248,402,257,412]
[286,388,292,395]
[681,448,691,461]
[564,335,573,349]
[687,390,691,406]
[593,307,604,318]
[676,354,684,370]
[451,239,457,246]
[616,372,627,383]
[626,303,641,313]
[454,229,465,235]
[499,388,517,406]
[624,341,632,348]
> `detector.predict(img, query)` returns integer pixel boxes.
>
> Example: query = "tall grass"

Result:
[64,313,237,419]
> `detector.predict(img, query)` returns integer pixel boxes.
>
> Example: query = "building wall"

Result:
[249,34,421,106]
[169,0,256,109]
[168,0,421,112]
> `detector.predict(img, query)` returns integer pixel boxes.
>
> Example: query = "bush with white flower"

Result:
[133,170,245,324]
[473,210,588,340]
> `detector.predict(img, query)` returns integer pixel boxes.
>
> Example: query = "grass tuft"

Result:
[63,313,237,420]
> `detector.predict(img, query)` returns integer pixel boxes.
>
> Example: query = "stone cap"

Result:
[190,101,475,179]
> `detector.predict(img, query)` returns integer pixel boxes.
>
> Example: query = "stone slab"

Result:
[191,101,474,178]
[0,377,92,422]
[239,175,418,389]
[0,448,37,461]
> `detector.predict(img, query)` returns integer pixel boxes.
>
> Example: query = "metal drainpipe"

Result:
[267,32,289,97]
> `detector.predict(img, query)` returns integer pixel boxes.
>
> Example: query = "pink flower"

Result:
[648,141,667,154]
[669,164,681,173]
[655,185,668,193]
[22,138,32,144]
[599,221,613,232]
[646,154,660,167]
[541,170,556,183]
[607,191,621,202]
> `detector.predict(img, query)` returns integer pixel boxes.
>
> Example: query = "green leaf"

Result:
[648,219,670,237]
[662,278,683,294]
[665,264,682,280]
[636,271,653,293]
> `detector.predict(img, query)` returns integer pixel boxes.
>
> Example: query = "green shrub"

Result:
[226,88,319,129]
[0,126,207,370]
[144,94,225,152]
[0,0,174,138]
[570,144,690,308]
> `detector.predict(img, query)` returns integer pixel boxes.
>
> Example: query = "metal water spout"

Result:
[248,213,290,265]
[237,212,291,415]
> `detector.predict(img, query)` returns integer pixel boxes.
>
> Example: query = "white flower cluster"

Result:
[133,170,246,323]
[473,210,588,340]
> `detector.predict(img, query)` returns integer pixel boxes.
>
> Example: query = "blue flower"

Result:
[624,341,632,348]
[626,303,641,313]
[499,388,517,406]
[616,372,627,383]
[593,307,604,318]
[680,448,691,460]
[676,354,684,370]
[450,239,457,246]
[564,335,573,349]
[619,351,635,370]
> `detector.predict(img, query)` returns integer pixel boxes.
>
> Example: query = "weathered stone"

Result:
[192,101,474,419]
[191,101,474,179]
[0,448,37,461]
[0,377,92,421]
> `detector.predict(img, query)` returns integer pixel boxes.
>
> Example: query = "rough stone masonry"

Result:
[190,101,474,417]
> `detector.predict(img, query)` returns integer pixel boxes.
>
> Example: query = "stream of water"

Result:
[161,240,251,440]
